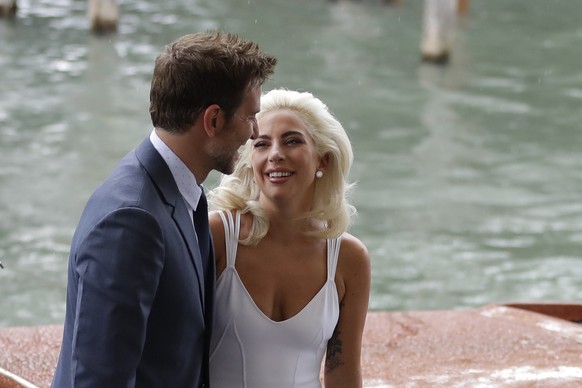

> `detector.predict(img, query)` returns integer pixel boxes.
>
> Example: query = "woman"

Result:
[208,89,371,387]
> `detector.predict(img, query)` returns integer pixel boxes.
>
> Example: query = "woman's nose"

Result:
[268,145,284,162]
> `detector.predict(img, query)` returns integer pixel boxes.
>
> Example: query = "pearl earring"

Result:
[315,170,323,178]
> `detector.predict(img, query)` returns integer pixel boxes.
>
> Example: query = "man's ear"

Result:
[202,104,224,137]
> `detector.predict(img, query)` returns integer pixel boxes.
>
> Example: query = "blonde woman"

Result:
[208,89,371,387]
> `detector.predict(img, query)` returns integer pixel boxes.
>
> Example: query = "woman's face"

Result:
[252,108,323,207]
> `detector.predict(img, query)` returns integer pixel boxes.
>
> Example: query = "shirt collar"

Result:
[149,129,202,211]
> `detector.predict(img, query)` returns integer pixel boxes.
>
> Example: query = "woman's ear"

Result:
[202,104,224,137]
[318,153,330,170]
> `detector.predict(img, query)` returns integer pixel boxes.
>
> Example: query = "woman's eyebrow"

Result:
[281,130,305,138]
[256,130,305,140]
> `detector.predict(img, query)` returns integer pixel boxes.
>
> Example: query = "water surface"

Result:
[1,0,582,326]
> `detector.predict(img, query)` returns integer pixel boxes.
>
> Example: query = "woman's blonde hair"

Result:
[208,88,356,246]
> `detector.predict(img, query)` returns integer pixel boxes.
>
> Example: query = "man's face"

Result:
[209,84,261,175]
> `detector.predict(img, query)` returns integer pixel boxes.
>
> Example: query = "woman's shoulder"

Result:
[338,232,369,261]
[337,232,371,275]
[209,210,230,276]
[209,210,253,239]
[208,210,226,231]
[334,232,371,304]
[209,210,231,249]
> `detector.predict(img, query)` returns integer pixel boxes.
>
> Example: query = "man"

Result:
[52,31,277,387]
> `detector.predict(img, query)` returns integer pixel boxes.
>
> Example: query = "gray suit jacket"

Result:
[52,138,214,387]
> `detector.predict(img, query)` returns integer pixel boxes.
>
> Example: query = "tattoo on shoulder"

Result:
[325,328,344,372]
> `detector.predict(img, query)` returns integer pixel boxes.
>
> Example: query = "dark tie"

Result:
[194,188,214,376]
[193,189,210,266]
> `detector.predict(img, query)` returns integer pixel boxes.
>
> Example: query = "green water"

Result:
[1,0,581,326]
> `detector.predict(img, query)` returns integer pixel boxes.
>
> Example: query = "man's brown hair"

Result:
[150,31,277,133]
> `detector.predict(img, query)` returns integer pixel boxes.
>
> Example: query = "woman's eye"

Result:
[286,138,302,145]
[253,142,267,148]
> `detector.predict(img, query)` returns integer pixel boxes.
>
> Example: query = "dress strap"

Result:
[326,237,342,281]
[217,211,240,268]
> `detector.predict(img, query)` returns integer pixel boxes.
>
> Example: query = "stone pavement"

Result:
[1,303,582,387]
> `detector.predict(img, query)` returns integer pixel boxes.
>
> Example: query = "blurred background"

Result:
[1,0,581,327]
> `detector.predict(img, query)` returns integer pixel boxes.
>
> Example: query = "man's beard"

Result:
[212,147,237,175]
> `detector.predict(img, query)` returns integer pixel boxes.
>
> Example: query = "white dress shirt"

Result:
[149,129,202,227]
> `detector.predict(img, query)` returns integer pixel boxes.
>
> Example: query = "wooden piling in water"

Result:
[457,0,469,15]
[88,0,118,34]
[0,0,17,18]
[420,0,456,65]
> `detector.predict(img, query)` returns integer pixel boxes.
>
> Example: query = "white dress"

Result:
[209,211,341,388]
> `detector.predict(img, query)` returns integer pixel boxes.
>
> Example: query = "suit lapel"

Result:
[135,139,206,309]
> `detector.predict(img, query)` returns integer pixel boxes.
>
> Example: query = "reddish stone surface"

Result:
[1,304,582,387]
[361,304,582,387]
[0,325,61,388]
